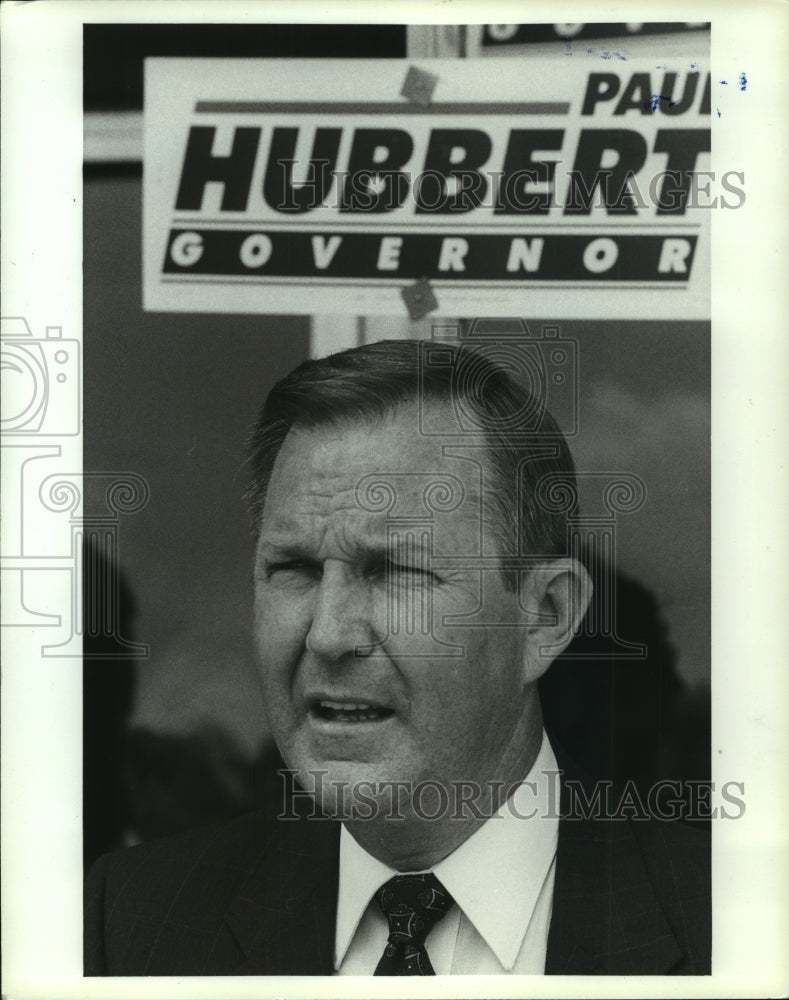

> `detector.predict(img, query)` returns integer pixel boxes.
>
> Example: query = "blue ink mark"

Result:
[615,51,627,61]
[601,50,612,60]
[720,79,728,85]
[647,94,677,114]
[564,38,573,56]
[717,107,722,118]
[739,71,747,91]
[689,61,699,72]
[656,63,668,69]
[586,47,594,54]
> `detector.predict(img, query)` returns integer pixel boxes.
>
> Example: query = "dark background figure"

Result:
[82,533,287,867]
[540,539,711,820]
[121,728,284,847]
[82,532,285,866]
[82,536,137,868]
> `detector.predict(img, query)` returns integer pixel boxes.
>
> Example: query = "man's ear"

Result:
[519,558,593,683]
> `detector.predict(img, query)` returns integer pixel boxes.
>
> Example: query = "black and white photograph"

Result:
[1,3,788,997]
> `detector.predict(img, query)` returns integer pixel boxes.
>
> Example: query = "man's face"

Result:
[253,406,538,813]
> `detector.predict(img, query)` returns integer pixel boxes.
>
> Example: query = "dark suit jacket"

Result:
[84,779,711,976]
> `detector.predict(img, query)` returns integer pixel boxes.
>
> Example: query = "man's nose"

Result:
[305,562,378,660]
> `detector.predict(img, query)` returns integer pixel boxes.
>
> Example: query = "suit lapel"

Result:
[546,776,683,974]
[223,812,341,975]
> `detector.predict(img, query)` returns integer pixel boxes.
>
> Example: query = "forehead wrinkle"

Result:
[262,478,495,554]
[263,476,360,528]
[262,410,508,557]
[259,502,388,558]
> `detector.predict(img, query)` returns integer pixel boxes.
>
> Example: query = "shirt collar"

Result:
[433,733,559,969]
[335,825,397,968]
[334,732,559,971]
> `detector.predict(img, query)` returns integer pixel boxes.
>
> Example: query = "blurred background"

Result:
[83,22,711,867]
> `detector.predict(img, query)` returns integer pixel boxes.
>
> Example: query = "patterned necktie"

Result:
[373,873,455,975]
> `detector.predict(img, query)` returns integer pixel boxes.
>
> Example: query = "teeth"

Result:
[316,700,390,722]
[320,701,373,711]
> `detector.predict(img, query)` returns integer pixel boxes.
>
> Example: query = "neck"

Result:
[344,700,545,871]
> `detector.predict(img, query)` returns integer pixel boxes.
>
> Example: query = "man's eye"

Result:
[383,561,439,584]
[266,561,320,581]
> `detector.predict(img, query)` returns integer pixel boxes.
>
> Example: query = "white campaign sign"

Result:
[143,56,714,319]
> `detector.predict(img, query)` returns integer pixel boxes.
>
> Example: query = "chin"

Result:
[290,755,415,822]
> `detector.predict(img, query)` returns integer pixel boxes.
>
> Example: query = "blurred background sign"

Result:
[143,48,711,320]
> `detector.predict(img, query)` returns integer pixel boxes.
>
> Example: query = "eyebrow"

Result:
[258,535,433,565]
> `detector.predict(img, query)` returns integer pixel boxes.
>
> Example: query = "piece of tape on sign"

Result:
[401,278,438,321]
[400,65,439,106]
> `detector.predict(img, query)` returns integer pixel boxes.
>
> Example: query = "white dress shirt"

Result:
[334,732,560,975]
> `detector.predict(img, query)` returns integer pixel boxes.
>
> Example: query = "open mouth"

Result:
[311,700,395,724]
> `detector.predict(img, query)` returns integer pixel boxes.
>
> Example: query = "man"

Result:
[85,337,710,976]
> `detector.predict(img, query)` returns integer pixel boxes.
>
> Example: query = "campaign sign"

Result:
[143,57,714,318]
